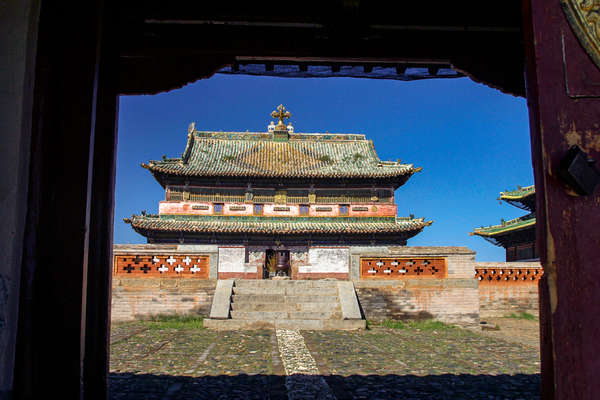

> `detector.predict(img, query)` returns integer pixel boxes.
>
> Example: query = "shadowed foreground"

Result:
[110,372,540,400]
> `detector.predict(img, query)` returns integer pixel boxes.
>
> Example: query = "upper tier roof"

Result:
[499,185,536,212]
[142,130,419,185]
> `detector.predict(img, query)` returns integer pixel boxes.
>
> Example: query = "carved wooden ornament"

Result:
[561,0,600,70]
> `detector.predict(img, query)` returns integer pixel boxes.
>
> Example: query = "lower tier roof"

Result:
[125,215,432,236]
[470,214,536,248]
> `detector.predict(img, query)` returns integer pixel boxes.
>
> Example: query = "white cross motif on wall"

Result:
[376,261,384,267]
[166,256,176,265]
[152,256,160,263]
[175,265,185,273]
[368,268,377,274]
[190,265,201,273]
[390,261,398,266]
[399,268,407,274]
[182,256,192,265]
[158,265,169,273]
[384,269,392,274]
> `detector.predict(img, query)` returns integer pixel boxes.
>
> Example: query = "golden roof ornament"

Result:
[271,104,291,129]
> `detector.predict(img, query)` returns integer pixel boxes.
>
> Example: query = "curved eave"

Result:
[470,218,536,238]
[126,215,431,236]
[143,162,417,180]
[499,185,536,211]
[499,185,535,200]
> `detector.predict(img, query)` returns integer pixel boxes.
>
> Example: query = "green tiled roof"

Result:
[470,213,536,237]
[499,185,536,212]
[499,185,535,200]
[142,131,418,180]
[125,214,432,235]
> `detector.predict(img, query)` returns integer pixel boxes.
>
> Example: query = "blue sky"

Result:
[115,74,533,261]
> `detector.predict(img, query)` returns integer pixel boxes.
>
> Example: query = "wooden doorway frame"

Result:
[5,1,600,399]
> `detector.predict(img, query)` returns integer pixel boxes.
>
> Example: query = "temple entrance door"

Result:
[264,250,276,279]
[275,250,290,277]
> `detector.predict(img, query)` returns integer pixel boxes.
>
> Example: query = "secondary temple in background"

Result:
[470,185,538,261]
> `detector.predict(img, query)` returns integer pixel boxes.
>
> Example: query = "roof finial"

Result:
[271,104,291,128]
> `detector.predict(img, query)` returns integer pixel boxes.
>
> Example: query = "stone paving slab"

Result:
[480,317,540,348]
[110,320,540,399]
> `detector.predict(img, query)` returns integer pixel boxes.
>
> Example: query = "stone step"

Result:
[203,318,366,331]
[230,310,340,320]
[232,294,339,304]
[232,287,338,296]
[231,301,340,312]
[234,279,339,288]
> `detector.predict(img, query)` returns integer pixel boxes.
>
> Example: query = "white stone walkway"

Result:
[275,329,337,400]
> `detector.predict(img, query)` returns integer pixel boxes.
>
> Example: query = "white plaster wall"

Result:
[218,247,256,273]
[302,247,349,273]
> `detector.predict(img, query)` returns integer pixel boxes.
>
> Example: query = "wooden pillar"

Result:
[523,1,600,398]
[14,1,105,399]
[83,2,119,398]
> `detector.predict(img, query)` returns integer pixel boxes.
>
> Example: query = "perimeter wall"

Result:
[110,244,542,325]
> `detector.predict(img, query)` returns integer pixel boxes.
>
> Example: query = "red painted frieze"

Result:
[475,267,543,286]
[360,257,447,279]
[114,254,209,278]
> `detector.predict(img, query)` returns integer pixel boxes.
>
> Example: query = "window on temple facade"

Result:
[340,205,349,216]
[253,204,263,215]
[213,203,223,215]
[299,205,309,216]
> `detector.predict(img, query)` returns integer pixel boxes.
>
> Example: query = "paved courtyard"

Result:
[110,318,540,400]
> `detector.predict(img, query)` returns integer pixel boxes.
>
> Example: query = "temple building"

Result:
[470,185,538,261]
[124,105,432,279]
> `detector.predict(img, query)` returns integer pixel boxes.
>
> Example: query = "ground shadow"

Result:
[110,372,540,399]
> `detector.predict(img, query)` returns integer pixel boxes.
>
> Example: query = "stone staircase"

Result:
[203,279,366,330]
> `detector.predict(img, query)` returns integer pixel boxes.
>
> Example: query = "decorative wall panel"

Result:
[475,266,543,285]
[114,254,209,278]
[360,257,446,279]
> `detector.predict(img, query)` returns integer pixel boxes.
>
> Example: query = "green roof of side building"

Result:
[142,130,419,186]
[470,185,536,245]
[470,213,536,237]
[499,185,536,212]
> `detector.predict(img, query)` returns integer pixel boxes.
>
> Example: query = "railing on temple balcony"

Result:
[189,193,246,202]
[286,196,310,204]
[475,263,543,285]
[168,191,184,201]
[252,195,275,203]
[165,187,394,204]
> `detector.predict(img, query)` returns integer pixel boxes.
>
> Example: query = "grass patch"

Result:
[368,319,454,331]
[144,314,205,330]
[504,312,537,320]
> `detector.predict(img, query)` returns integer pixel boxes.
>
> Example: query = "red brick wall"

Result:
[479,285,540,318]
[475,262,542,318]
[354,279,480,326]
[111,277,216,321]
